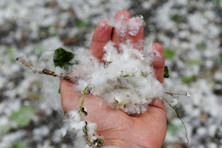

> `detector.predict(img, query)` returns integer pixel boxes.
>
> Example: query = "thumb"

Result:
[60,79,82,113]
[60,79,116,123]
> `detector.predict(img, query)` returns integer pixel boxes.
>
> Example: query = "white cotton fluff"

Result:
[62,110,85,137]
[73,41,164,114]
[108,16,128,37]
[108,16,144,37]
[128,16,144,36]
[62,110,98,148]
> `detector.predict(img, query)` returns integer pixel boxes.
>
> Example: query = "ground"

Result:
[0,0,222,148]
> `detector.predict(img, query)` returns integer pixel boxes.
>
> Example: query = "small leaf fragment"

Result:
[12,141,27,148]
[53,48,74,69]
[185,60,204,66]
[170,14,186,23]
[76,21,88,28]
[216,55,222,64]
[182,76,196,84]
[196,42,206,50]
[167,121,181,136]
[0,125,11,135]
[164,66,170,78]
[164,48,176,59]
[212,0,220,6]
[10,106,35,127]
[6,47,16,63]
[220,24,222,32]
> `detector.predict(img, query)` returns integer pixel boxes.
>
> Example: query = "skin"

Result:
[60,10,167,148]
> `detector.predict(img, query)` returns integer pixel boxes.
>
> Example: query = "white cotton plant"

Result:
[74,41,164,114]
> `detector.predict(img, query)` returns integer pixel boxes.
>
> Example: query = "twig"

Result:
[83,121,92,146]
[16,57,75,82]
[163,98,189,144]
[165,91,190,97]
[79,85,89,116]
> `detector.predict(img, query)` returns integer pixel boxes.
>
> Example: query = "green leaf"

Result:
[167,121,181,136]
[182,76,196,84]
[53,48,74,70]
[185,60,204,66]
[10,106,35,127]
[220,24,222,33]
[12,141,27,148]
[212,0,220,6]
[164,48,176,59]
[170,14,186,23]
[76,21,88,28]
[0,125,11,135]
[164,66,170,78]
[216,55,222,64]
[6,47,16,63]
[196,42,206,50]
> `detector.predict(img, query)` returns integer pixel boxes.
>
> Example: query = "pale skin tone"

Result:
[60,10,167,148]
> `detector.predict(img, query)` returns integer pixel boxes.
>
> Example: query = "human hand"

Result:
[60,10,166,148]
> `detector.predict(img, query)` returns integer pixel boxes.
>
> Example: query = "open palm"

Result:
[60,10,167,148]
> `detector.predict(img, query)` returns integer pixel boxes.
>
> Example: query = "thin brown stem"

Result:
[16,57,75,82]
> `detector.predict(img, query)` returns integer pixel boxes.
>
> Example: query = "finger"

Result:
[111,10,131,49]
[60,79,81,112]
[146,44,165,112]
[151,43,165,83]
[126,17,144,50]
[90,19,113,61]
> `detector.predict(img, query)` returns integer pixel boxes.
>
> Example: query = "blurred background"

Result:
[0,0,222,147]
